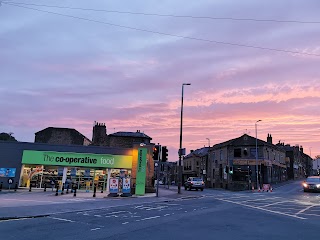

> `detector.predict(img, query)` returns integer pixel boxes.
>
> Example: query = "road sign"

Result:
[8,178,13,184]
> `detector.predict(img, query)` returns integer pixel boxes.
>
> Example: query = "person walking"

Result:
[50,179,55,192]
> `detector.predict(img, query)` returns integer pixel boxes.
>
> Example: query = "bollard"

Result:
[15,182,18,192]
[101,184,103,193]
[29,184,32,192]
[93,184,97,197]
[44,183,47,192]
[55,183,59,196]
[0,182,3,192]
[61,183,64,195]
[73,186,77,197]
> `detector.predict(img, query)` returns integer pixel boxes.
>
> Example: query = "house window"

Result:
[250,148,256,158]
[234,148,242,157]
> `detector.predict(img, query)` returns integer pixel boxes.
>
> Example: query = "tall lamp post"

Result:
[178,83,191,194]
[206,138,210,186]
[255,120,262,189]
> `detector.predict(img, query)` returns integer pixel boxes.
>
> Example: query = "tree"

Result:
[0,132,17,141]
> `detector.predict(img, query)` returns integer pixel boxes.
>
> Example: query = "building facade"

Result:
[276,143,313,180]
[35,127,92,146]
[92,122,152,148]
[182,148,209,186]
[0,140,155,192]
[182,134,292,191]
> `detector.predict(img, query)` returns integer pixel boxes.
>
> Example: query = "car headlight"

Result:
[316,184,320,188]
[303,183,308,188]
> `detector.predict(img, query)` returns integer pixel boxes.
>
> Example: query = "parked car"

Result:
[184,177,204,191]
[302,176,320,192]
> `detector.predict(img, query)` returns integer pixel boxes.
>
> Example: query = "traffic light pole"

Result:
[156,144,161,197]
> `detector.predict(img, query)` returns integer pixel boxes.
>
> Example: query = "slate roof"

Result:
[185,147,209,158]
[35,127,91,142]
[212,134,274,149]
[108,131,152,140]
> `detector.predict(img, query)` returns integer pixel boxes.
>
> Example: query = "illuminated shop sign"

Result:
[22,150,132,169]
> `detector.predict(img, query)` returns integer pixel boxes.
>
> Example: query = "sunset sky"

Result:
[1,0,319,159]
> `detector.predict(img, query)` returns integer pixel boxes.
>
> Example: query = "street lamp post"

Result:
[178,83,191,194]
[255,120,262,190]
[206,138,210,185]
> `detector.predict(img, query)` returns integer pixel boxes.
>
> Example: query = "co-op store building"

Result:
[0,140,154,193]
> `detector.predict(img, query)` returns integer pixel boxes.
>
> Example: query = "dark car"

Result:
[184,177,204,191]
[302,176,320,192]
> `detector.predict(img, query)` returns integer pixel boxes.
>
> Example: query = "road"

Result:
[1,181,319,240]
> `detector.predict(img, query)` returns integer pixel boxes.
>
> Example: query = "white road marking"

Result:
[261,201,292,207]
[241,197,281,203]
[49,217,75,223]
[122,222,129,225]
[90,228,101,231]
[106,211,127,214]
[298,213,320,217]
[296,205,317,215]
[138,216,160,221]
[216,198,306,220]
[0,218,30,222]
[94,215,102,217]
[164,214,171,216]
[146,206,168,211]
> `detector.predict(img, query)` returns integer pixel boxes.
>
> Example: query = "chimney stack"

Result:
[267,133,273,144]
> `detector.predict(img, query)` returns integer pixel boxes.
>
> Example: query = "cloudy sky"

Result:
[1,0,320,159]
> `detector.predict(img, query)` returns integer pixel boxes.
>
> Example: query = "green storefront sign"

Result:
[22,150,132,169]
[135,148,147,195]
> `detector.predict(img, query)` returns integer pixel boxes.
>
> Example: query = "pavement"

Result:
[0,186,181,220]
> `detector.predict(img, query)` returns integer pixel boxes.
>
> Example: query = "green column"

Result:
[135,148,147,195]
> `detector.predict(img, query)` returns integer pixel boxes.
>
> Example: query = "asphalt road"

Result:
[1,181,319,240]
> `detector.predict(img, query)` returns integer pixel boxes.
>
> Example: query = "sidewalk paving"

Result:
[0,187,181,220]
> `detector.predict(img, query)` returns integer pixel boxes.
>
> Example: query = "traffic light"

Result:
[225,166,229,173]
[161,146,168,162]
[153,145,160,160]
[229,167,233,174]
[249,169,252,175]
